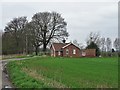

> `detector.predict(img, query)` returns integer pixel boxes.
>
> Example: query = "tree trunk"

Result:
[43,25,47,53]
[35,46,38,55]
[43,43,47,52]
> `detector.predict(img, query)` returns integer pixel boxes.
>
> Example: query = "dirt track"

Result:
[0,58,31,89]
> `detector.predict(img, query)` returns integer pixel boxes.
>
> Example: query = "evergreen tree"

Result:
[86,41,100,57]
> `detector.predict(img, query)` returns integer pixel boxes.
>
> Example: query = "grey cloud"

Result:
[1,2,118,46]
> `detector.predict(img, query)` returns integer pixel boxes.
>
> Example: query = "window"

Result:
[66,49,69,55]
[73,49,76,54]
[58,51,61,55]
[82,51,86,56]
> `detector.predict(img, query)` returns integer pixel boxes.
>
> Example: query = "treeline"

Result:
[99,37,120,57]
[86,33,120,57]
[2,11,119,57]
[2,11,69,55]
[73,32,120,57]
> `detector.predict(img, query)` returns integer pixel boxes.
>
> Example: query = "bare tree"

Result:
[106,38,112,52]
[31,11,69,52]
[79,43,85,50]
[73,40,79,47]
[3,16,28,54]
[86,32,101,47]
[72,40,85,49]
[4,16,28,35]
[114,38,120,52]
[100,37,106,52]
[25,22,43,55]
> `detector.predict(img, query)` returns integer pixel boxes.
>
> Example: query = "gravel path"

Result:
[0,61,2,89]
[0,57,31,89]
[2,60,14,88]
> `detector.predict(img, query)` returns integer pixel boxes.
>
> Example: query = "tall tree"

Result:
[31,11,69,52]
[3,16,28,54]
[86,32,101,47]
[106,38,112,52]
[114,38,120,52]
[100,37,106,52]
[86,32,101,56]
[25,22,43,55]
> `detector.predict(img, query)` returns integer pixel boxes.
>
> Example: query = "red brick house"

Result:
[50,42,96,57]
[50,42,81,57]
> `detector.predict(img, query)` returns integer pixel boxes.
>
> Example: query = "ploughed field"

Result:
[7,57,118,88]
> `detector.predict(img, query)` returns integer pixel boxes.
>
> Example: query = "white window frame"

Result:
[73,49,76,54]
[66,49,69,55]
[58,51,61,56]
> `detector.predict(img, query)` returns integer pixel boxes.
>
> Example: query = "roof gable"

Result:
[62,43,80,49]
[51,43,69,51]
[51,42,80,51]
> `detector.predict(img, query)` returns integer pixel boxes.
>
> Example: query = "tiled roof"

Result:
[52,43,69,51]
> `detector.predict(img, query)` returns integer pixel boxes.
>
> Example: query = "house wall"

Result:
[62,44,80,57]
[55,51,63,57]
[55,51,58,57]
[85,49,96,57]
[50,46,62,57]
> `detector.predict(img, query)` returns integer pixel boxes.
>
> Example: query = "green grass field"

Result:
[7,57,118,88]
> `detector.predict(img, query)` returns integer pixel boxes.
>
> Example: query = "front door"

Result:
[61,51,63,57]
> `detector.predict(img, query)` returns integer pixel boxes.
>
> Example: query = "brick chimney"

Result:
[62,39,66,43]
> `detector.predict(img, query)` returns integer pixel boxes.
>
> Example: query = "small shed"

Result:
[81,49,96,57]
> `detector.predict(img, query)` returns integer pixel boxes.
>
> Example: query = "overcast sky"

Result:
[1,0,118,47]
